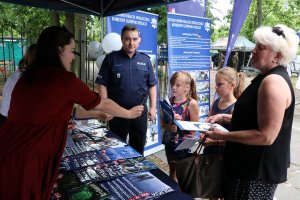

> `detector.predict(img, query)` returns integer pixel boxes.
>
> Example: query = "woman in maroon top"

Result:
[0,26,144,200]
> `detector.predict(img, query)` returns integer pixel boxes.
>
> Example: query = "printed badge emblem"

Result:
[117,73,121,78]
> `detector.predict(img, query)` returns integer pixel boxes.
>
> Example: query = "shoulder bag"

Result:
[173,137,224,198]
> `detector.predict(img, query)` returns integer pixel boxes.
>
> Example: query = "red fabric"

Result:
[0,68,101,200]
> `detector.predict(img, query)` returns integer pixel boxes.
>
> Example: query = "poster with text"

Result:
[107,11,163,156]
[167,13,211,121]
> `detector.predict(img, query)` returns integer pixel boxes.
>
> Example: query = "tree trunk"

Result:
[74,14,87,82]
[257,0,263,27]
[50,11,60,26]
[65,12,75,34]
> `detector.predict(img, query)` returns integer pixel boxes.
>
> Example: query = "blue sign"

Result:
[168,0,206,17]
[106,11,162,156]
[167,13,211,121]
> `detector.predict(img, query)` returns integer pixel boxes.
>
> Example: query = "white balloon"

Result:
[102,33,122,53]
[87,41,103,59]
[94,44,104,58]
[96,54,106,69]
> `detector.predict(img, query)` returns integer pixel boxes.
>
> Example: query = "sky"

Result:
[212,0,232,27]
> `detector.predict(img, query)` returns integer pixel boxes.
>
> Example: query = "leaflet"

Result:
[99,171,174,200]
[175,121,229,132]
[175,138,199,151]
[159,96,174,123]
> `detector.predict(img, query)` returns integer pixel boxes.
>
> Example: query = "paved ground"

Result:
[153,69,300,200]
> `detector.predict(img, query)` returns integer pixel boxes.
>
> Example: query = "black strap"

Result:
[194,136,206,155]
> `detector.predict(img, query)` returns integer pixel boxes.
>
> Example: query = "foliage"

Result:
[207,0,232,42]
[86,15,102,42]
[239,0,300,43]
[209,0,300,45]
[0,2,51,44]
[146,5,168,45]
[1,1,300,49]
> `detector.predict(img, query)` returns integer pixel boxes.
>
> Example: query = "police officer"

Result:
[95,24,157,155]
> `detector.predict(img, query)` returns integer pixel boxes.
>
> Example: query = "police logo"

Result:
[117,73,121,78]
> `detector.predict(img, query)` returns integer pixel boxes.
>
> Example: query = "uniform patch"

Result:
[137,62,146,66]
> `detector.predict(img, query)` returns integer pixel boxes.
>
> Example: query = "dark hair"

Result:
[18,43,36,72]
[121,24,140,38]
[24,26,74,81]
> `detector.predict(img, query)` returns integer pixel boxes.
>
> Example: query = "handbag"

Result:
[174,137,224,198]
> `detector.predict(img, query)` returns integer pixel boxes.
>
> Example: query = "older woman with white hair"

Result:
[204,24,299,199]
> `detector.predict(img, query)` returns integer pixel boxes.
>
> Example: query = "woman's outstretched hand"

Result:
[128,105,144,118]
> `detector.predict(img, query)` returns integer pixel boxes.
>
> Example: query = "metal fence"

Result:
[0,25,99,94]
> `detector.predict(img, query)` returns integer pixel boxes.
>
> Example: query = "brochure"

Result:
[61,146,143,171]
[99,171,174,200]
[73,158,158,183]
[175,137,199,151]
[51,171,110,200]
[175,121,229,132]
[159,96,174,123]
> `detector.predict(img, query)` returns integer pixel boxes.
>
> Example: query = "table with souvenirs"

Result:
[50,119,186,200]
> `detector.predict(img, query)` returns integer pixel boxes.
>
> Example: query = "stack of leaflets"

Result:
[51,171,110,200]
[74,158,158,183]
[61,146,142,171]
[75,119,107,133]
[99,171,174,200]
[159,96,174,123]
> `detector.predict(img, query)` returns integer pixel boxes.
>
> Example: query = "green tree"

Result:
[207,0,232,42]
[146,5,168,45]
[0,2,51,43]
[240,0,300,42]
[210,0,300,44]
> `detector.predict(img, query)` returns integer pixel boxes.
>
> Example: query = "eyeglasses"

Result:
[272,26,285,39]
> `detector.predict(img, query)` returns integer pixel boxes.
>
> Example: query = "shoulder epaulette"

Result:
[140,52,150,58]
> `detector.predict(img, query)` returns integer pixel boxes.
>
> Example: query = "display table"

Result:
[51,119,193,200]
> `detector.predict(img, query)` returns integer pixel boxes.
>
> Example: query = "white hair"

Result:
[253,24,299,66]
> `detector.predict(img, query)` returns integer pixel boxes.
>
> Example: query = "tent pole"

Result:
[100,0,104,41]
[243,50,246,67]
[60,0,101,15]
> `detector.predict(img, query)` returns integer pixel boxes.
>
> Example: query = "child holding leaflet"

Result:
[162,71,199,182]
[205,67,245,152]
[204,67,245,200]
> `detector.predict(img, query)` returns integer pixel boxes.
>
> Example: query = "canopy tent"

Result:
[211,35,255,52]
[1,0,188,16]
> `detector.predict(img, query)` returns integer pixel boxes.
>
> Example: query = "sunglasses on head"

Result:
[272,26,285,39]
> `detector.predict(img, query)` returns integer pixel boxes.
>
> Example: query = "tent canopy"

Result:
[211,35,255,52]
[1,0,188,16]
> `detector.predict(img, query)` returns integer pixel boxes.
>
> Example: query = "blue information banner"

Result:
[106,11,163,156]
[168,0,206,17]
[167,13,211,121]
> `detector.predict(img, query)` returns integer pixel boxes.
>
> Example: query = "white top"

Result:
[0,69,22,117]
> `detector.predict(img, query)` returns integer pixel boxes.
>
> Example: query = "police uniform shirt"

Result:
[95,49,157,109]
